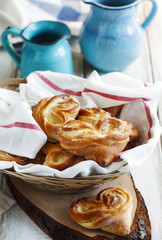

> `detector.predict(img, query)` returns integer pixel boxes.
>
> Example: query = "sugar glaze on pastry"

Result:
[32,95,80,142]
[69,187,133,236]
[41,142,85,170]
[58,108,139,167]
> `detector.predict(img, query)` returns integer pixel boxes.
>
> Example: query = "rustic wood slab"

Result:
[6,173,151,240]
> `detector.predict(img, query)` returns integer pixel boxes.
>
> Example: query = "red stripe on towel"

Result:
[34,72,82,97]
[34,72,151,102]
[0,122,42,131]
[83,88,151,102]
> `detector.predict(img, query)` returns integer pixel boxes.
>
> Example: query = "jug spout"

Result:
[22,21,71,45]
[57,23,71,41]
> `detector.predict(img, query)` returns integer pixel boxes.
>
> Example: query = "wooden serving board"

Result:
[6,173,151,240]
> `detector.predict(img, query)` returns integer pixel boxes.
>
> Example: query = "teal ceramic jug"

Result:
[79,0,158,72]
[1,21,73,77]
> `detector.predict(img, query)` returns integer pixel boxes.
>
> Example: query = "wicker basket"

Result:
[0,77,123,193]
[2,169,121,193]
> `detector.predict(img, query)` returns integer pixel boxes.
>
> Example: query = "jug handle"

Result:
[141,0,158,30]
[1,26,22,69]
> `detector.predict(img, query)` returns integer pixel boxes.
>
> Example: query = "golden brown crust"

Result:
[32,97,51,133]
[77,108,136,142]
[78,108,111,125]
[84,139,129,166]
[58,108,139,167]
[41,142,62,155]
[42,142,85,171]
[44,151,75,171]
[69,187,133,236]
[58,119,131,167]
[59,119,130,147]
[0,150,31,165]
[32,95,80,142]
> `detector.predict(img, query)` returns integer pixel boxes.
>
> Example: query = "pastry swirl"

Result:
[69,187,133,236]
[58,116,135,167]
[33,95,80,142]
[58,108,139,166]
[78,108,111,126]
[77,108,132,140]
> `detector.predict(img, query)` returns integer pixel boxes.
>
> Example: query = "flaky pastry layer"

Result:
[58,107,139,167]
[32,95,80,142]
[69,187,133,236]
[42,142,85,170]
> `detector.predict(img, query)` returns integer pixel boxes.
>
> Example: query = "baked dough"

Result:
[78,108,139,141]
[42,142,85,170]
[0,150,30,165]
[69,187,133,236]
[33,95,80,142]
[77,108,111,125]
[58,109,139,167]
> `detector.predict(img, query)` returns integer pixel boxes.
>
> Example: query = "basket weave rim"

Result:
[1,169,122,180]
[0,77,26,89]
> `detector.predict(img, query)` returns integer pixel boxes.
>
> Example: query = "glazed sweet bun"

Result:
[78,108,139,140]
[69,187,133,236]
[32,96,139,169]
[58,113,137,167]
[32,94,80,142]
[41,142,85,171]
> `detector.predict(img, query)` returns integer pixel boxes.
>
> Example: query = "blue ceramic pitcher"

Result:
[79,0,158,72]
[1,21,73,77]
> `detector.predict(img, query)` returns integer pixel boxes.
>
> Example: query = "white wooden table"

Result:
[0,2,162,239]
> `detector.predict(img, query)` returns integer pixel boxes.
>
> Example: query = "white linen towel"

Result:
[0,88,47,159]
[0,70,161,177]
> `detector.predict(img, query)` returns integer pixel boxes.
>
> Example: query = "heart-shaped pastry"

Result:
[69,187,133,236]
[58,111,138,166]
[32,95,80,142]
